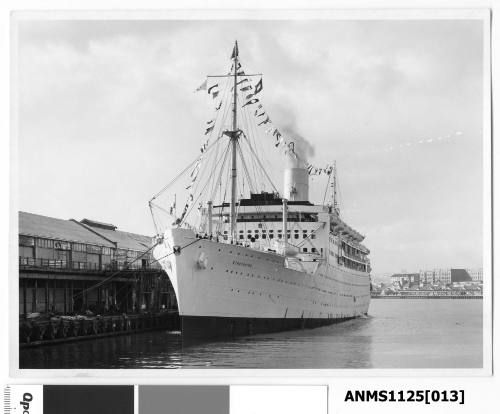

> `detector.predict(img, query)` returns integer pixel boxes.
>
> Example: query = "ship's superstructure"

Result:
[150,42,371,339]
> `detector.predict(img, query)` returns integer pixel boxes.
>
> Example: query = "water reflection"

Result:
[20,299,482,369]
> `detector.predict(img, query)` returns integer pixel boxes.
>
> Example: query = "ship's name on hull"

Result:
[232,260,253,268]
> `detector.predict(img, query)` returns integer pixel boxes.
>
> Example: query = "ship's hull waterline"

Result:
[153,228,371,339]
[181,315,357,339]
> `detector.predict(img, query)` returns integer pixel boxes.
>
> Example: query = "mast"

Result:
[282,198,288,252]
[332,161,339,215]
[229,40,239,242]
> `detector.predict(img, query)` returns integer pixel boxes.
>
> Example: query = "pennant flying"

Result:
[194,79,207,92]
[242,98,259,107]
[258,116,271,126]
[254,78,263,95]
[231,43,239,59]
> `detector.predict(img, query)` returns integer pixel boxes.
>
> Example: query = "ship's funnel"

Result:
[284,149,309,201]
[284,168,309,201]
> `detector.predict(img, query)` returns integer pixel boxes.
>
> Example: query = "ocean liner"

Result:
[150,42,371,339]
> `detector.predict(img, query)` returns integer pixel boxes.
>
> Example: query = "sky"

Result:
[15,18,486,274]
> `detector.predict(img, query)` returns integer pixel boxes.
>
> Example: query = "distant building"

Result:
[450,269,473,283]
[18,211,176,316]
[466,268,483,282]
[419,268,451,284]
[417,268,481,285]
[390,273,420,287]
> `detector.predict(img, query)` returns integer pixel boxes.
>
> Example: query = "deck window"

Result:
[54,241,71,250]
[36,238,53,248]
[87,245,102,254]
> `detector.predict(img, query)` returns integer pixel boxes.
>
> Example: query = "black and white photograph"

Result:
[11,10,491,371]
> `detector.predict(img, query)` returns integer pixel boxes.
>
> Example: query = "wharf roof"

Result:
[19,211,115,247]
[80,218,117,231]
[77,220,153,251]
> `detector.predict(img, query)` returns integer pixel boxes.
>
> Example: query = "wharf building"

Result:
[390,273,420,288]
[418,268,483,284]
[391,268,483,286]
[18,211,176,317]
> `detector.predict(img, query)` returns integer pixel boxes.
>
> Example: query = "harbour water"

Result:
[20,299,483,369]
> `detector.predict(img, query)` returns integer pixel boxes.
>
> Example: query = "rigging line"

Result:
[205,79,233,202]
[295,223,326,248]
[148,238,203,267]
[187,133,224,199]
[236,139,272,247]
[150,201,174,217]
[245,103,267,189]
[241,131,270,197]
[241,92,264,190]
[240,102,260,189]
[322,171,332,206]
[183,142,231,228]
[236,140,256,194]
[208,76,232,147]
[208,77,232,192]
[222,145,232,208]
[240,82,273,190]
[336,168,343,212]
[239,103,270,189]
[156,214,165,234]
[180,130,229,213]
[182,170,218,227]
[218,74,233,126]
[73,241,160,298]
[208,138,222,197]
[149,135,223,201]
[209,142,232,203]
[241,133,279,194]
[215,152,232,237]
[202,79,232,192]
[207,142,232,235]
[189,144,214,203]
[149,202,160,235]
[182,140,232,225]
[149,201,168,231]
[207,73,231,132]
[215,148,228,235]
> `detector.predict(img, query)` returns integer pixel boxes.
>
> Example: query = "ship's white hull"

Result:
[153,228,371,338]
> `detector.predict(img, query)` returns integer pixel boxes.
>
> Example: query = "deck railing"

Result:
[19,257,161,272]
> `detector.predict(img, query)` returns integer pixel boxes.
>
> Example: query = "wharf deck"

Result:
[20,311,180,347]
